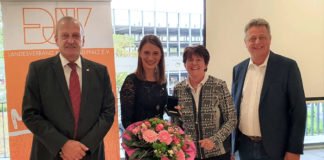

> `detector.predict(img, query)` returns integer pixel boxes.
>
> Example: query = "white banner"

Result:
[2,1,119,159]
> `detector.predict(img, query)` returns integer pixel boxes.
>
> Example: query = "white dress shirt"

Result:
[239,55,269,137]
[186,74,208,112]
[59,53,82,90]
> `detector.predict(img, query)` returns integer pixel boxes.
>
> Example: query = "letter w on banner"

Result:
[1,1,119,159]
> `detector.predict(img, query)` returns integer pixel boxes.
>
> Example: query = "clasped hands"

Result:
[60,140,88,160]
[175,105,216,151]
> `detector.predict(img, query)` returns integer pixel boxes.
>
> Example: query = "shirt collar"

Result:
[59,53,82,69]
[248,52,270,68]
[186,74,209,89]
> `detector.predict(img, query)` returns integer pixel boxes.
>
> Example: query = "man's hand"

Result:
[60,140,89,160]
[199,138,215,151]
[230,154,236,160]
[284,152,300,160]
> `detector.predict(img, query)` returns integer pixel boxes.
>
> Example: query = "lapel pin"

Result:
[86,68,90,72]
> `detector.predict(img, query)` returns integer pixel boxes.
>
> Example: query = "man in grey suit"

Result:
[232,18,306,160]
[22,16,115,160]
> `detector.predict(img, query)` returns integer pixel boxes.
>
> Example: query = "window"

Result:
[169,47,178,56]
[111,0,203,158]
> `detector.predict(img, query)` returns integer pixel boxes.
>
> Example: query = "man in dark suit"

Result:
[232,18,306,160]
[22,16,115,160]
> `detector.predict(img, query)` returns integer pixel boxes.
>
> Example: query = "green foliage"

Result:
[116,72,129,90]
[0,26,3,58]
[0,83,6,104]
[0,27,3,46]
[152,142,168,156]
[306,103,324,135]
[122,117,193,160]
[130,149,155,160]
[149,118,163,128]
[113,34,137,57]
[0,103,7,112]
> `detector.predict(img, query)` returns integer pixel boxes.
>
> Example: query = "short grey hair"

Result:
[244,18,271,35]
[55,16,85,37]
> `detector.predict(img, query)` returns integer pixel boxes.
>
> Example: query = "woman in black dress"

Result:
[120,34,167,130]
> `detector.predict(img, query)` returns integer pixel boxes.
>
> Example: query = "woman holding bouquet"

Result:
[120,34,167,131]
[173,45,237,160]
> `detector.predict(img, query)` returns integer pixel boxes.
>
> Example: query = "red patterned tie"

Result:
[68,63,81,138]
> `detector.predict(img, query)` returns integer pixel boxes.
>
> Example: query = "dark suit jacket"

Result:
[22,54,115,160]
[232,52,306,158]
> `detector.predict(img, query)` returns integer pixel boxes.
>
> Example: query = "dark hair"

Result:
[183,45,210,71]
[135,35,166,84]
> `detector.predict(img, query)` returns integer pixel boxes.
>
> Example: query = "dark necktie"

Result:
[68,63,81,138]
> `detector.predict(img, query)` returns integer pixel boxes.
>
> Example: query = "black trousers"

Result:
[195,152,230,160]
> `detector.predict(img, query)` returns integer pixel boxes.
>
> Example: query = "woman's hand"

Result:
[199,138,215,151]
[174,105,184,116]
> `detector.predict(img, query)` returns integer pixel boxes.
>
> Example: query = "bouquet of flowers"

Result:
[122,118,196,160]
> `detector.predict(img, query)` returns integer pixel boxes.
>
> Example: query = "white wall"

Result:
[206,0,324,97]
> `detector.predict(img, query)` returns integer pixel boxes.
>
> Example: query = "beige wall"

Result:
[206,0,324,97]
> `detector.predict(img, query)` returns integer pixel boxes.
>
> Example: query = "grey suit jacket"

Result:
[22,54,115,160]
[232,52,306,158]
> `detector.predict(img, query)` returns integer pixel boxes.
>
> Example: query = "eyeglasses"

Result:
[246,36,268,43]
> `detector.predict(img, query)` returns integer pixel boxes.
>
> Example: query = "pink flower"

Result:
[173,136,180,144]
[122,118,196,160]
[141,127,148,134]
[144,120,151,128]
[167,127,175,133]
[177,127,185,134]
[158,130,172,145]
[176,150,185,160]
[183,139,196,160]
[155,123,164,132]
[122,132,132,141]
[131,126,140,135]
[141,123,148,129]
[161,156,170,160]
[142,129,158,143]
[122,143,137,157]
